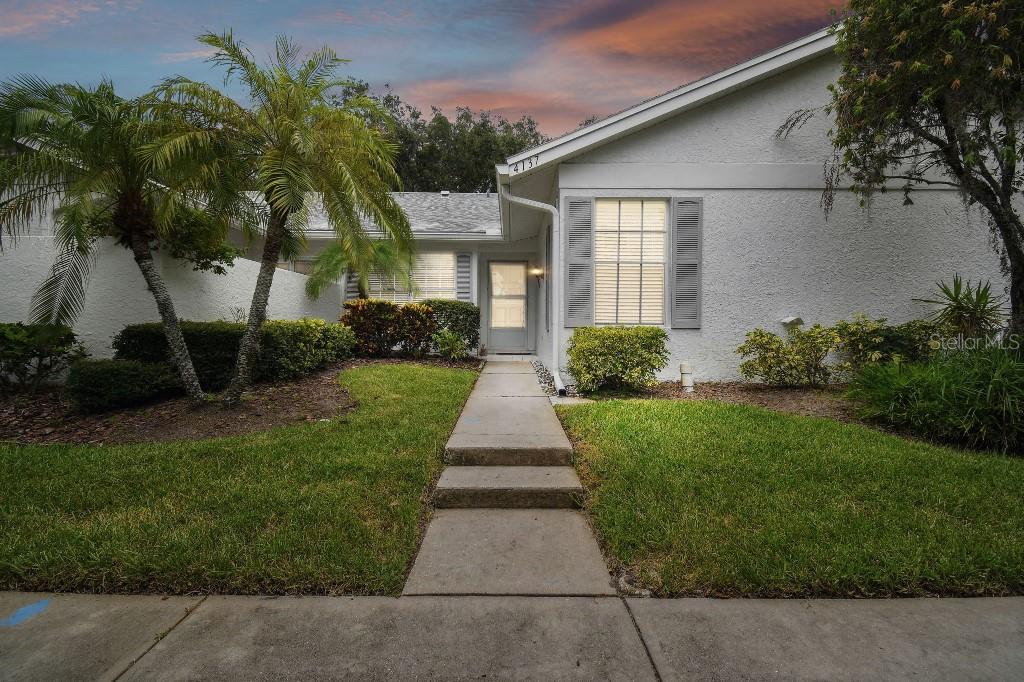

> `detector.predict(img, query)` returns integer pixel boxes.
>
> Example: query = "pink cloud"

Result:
[0,0,103,37]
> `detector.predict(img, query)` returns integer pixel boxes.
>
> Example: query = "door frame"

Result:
[479,253,537,354]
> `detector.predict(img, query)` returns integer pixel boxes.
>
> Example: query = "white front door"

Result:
[487,261,529,352]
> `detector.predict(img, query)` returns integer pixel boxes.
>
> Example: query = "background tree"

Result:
[803,1,1023,334]
[0,79,236,402]
[154,32,413,404]
[335,82,547,192]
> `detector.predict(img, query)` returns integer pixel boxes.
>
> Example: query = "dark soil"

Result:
[646,381,860,423]
[0,357,482,446]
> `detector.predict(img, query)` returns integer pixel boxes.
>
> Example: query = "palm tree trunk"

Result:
[222,211,287,405]
[128,232,206,403]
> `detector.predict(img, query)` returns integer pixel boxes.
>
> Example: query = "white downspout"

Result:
[499,183,567,396]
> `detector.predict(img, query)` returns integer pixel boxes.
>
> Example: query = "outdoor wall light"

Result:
[529,267,545,280]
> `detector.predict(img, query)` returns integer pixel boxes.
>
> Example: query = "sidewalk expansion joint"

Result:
[622,596,663,682]
[112,594,208,681]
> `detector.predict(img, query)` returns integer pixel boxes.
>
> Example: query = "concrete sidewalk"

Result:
[3,591,1023,680]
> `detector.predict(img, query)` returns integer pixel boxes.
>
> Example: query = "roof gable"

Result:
[498,27,836,180]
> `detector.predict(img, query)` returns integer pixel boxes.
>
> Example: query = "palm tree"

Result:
[153,32,412,404]
[304,239,413,301]
[0,78,224,403]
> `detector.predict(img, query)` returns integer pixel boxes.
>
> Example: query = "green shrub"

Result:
[0,322,86,392]
[396,303,437,357]
[848,348,1024,454]
[259,319,356,380]
[833,315,945,376]
[433,328,470,361]
[737,324,840,387]
[114,319,354,389]
[420,299,480,351]
[567,326,669,393]
[67,359,182,412]
[340,299,402,357]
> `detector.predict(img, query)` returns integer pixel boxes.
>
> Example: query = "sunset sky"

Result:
[0,0,845,135]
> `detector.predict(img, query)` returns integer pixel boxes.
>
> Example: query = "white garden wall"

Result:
[0,236,342,357]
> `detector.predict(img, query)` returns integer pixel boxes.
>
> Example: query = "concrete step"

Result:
[433,466,583,509]
[404,509,615,595]
[446,433,573,466]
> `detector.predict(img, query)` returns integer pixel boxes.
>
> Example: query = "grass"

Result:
[0,363,477,595]
[557,398,1024,598]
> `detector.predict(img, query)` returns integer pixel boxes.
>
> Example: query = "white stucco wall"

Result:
[0,236,342,357]
[552,53,1008,382]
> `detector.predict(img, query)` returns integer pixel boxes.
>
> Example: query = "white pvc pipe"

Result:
[680,361,694,393]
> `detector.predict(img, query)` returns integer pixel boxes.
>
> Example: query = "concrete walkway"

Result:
[3,591,1023,680]
[404,359,615,596]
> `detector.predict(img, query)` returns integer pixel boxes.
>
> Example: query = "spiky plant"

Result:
[917,274,1007,339]
[152,32,412,404]
[0,78,235,403]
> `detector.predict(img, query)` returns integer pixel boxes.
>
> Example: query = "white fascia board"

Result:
[304,231,503,242]
[500,28,837,180]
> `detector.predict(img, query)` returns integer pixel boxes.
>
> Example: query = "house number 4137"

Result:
[510,155,540,174]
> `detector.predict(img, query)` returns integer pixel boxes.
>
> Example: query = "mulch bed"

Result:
[645,381,860,423]
[0,357,482,446]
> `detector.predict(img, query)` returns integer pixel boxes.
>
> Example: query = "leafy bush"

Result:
[67,359,182,412]
[396,303,437,357]
[737,324,840,387]
[340,299,402,357]
[114,319,354,389]
[916,275,1006,339]
[833,315,944,376]
[849,348,1024,454]
[433,329,470,361]
[420,299,480,351]
[259,319,355,380]
[567,326,669,393]
[0,322,86,392]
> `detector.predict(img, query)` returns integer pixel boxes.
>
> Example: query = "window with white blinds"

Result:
[367,252,457,302]
[594,199,667,325]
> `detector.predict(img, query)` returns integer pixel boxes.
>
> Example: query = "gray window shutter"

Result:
[564,197,594,327]
[344,272,360,301]
[456,253,472,301]
[671,198,702,329]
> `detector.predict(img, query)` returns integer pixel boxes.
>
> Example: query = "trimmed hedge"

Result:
[113,319,355,390]
[567,326,669,393]
[67,359,182,412]
[342,298,477,358]
[420,299,480,351]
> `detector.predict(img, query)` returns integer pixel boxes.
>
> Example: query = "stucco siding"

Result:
[0,236,342,357]
[570,55,838,166]
[556,187,1005,382]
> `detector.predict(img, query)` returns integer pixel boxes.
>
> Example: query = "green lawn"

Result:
[0,363,476,595]
[557,399,1024,598]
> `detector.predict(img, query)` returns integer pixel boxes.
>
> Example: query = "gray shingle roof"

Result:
[307,191,501,239]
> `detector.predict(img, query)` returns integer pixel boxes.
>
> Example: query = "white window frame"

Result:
[594,198,667,325]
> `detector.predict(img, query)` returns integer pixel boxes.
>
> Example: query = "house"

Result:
[0,28,1006,382]
[336,27,1005,382]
